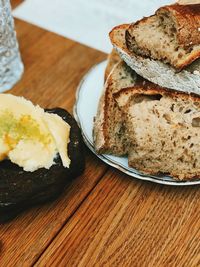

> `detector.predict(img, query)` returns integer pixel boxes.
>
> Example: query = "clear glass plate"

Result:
[74,60,200,186]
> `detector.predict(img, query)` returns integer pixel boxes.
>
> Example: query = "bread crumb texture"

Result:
[115,89,200,180]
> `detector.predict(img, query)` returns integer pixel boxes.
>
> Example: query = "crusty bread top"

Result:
[111,67,194,107]
[110,24,131,56]
[114,79,200,108]
[157,4,200,48]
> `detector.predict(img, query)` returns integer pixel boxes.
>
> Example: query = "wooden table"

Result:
[0,1,200,266]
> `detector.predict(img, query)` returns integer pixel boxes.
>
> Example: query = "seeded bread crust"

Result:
[109,24,200,94]
[114,84,200,180]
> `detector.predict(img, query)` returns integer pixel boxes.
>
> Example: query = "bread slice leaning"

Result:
[109,24,200,94]
[126,4,200,71]
[93,61,137,155]
[114,83,200,180]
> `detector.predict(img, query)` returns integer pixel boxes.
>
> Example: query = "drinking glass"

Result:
[0,0,24,92]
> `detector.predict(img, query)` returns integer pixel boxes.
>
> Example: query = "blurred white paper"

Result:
[13,0,174,53]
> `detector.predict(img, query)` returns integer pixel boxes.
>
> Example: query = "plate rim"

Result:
[73,60,200,186]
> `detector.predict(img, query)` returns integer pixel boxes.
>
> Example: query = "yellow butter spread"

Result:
[0,94,71,172]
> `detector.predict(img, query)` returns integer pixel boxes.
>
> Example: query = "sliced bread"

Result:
[109,24,200,94]
[93,61,137,155]
[126,4,200,71]
[114,84,200,180]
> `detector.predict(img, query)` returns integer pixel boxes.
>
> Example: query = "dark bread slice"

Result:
[114,84,200,180]
[0,108,85,222]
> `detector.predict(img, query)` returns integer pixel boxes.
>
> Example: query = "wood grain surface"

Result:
[11,0,24,9]
[0,16,107,267]
[35,170,200,267]
[0,1,199,267]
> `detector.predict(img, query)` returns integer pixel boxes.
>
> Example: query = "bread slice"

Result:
[104,49,122,82]
[126,4,200,71]
[93,61,137,155]
[114,84,200,180]
[110,24,200,94]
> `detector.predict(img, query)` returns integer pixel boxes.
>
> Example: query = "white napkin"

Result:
[13,0,174,53]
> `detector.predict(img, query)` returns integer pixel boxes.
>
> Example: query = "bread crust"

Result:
[109,24,200,94]
[114,80,200,103]
[127,162,200,180]
[157,4,200,48]
[126,4,200,70]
